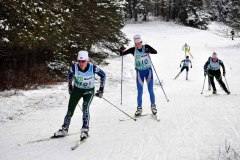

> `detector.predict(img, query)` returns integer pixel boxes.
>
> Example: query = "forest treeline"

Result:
[0,0,239,90]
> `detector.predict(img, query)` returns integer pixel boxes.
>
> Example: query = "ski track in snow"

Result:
[1,21,240,160]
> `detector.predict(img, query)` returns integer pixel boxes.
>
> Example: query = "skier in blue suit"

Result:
[120,34,158,116]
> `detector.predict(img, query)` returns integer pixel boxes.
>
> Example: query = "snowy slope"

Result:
[0,21,240,160]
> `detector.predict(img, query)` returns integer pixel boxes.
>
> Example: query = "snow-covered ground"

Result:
[0,21,240,160]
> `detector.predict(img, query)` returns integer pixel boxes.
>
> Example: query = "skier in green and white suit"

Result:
[54,51,106,140]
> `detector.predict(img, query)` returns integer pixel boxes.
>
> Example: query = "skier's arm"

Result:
[93,65,106,92]
[180,60,184,67]
[219,60,226,73]
[189,60,192,68]
[67,64,75,94]
[204,60,210,71]
[68,64,75,85]
[120,47,135,56]
[145,44,157,54]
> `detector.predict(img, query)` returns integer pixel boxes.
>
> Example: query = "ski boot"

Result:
[212,90,217,94]
[80,128,89,140]
[225,89,230,95]
[135,108,142,116]
[54,127,68,138]
[151,104,157,115]
[208,85,211,91]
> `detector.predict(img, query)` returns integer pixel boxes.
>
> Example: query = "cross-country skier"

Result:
[231,29,235,40]
[204,52,230,94]
[54,51,106,140]
[120,34,157,116]
[174,56,192,80]
[182,43,193,58]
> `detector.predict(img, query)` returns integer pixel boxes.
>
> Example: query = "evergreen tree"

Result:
[0,0,129,89]
[227,0,240,29]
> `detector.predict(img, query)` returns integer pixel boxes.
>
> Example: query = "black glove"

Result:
[120,46,126,56]
[95,90,103,98]
[204,70,208,76]
[223,72,226,77]
[68,85,73,95]
[180,65,181,68]
[191,66,192,68]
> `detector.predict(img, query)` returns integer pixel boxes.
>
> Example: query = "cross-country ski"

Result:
[18,132,80,146]
[71,138,88,150]
[119,114,148,121]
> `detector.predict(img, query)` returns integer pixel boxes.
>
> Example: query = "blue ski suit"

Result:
[120,44,157,108]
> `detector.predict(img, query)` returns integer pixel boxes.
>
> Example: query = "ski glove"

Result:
[223,72,226,77]
[95,90,103,98]
[120,46,126,56]
[204,70,208,76]
[68,85,73,95]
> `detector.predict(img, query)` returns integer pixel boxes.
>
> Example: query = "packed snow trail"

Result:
[0,21,240,160]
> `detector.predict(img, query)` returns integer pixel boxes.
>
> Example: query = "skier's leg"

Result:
[185,50,187,56]
[136,70,145,111]
[175,67,184,79]
[209,75,216,93]
[146,68,157,114]
[81,88,94,139]
[186,67,189,80]
[81,88,94,129]
[62,87,82,130]
[216,74,229,93]
[54,87,82,137]
[146,68,155,106]
[174,72,180,79]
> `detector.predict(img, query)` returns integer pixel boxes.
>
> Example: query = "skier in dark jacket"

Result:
[120,34,157,116]
[174,56,192,80]
[231,29,235,40]
[204,52,230,94]
[54,51,106,140]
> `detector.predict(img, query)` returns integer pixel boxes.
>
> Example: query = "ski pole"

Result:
[101,97,136,121]
[148,55,169,102]
[201,76,206,94]
[121,54,123,105]
[224,76,230,91]
[190,53,194,59]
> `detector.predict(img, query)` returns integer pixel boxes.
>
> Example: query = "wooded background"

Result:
[0,0,239,90]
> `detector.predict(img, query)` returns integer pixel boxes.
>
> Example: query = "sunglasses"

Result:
[78,60,87,63]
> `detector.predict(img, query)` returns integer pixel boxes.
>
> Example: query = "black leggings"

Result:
[180,66,189,72]
[208,70,228,92]
[62,87,94,130]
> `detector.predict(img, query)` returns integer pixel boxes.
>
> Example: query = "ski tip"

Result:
[134,118,137,121]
